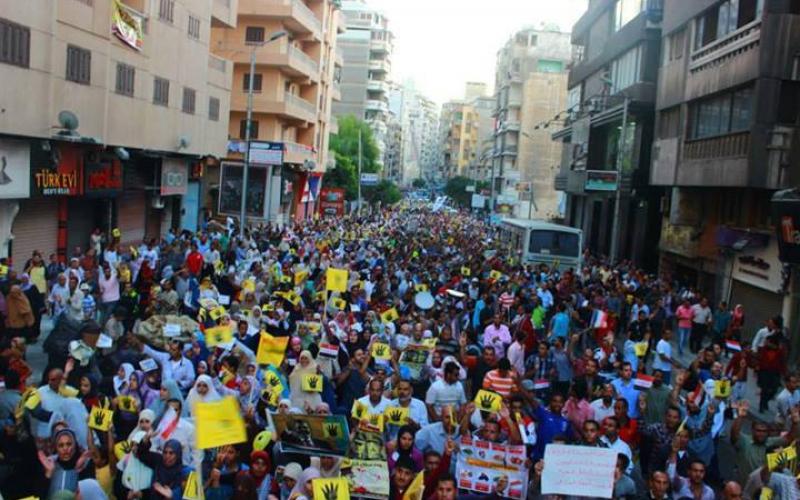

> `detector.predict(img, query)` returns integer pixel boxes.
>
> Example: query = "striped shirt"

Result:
[483,369,515,397]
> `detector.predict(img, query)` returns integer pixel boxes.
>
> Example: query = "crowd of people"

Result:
[0,205,798,499]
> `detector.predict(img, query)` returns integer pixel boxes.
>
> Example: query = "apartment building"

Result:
[211,0,341,223]
[0,0,235,264]
[493,26,571,219]
[387,82,440,186]
[332,0,393,164]
[439,100,479,180]
[552,0,663,268]
[468,95,496,183]
[651,0,800,334]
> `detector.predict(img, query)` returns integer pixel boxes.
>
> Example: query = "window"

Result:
[0,17,30,68]
[187,15,200,40]
[528,230,580,258]
[689,86,753,139]
[245,26,265,44]
[777,82,800,125]
[614,0,644,31]
[664,28,685,64]
[243,73,263,92]
[658,106,681,139]
[153,77,169,106]
[239,119,259,139]
[610,44,641,93]
[694,0,763,50]
[66,45,91,84]
[208,97,220,121]
[182,87,196,114]
[537,60,564,73]
[159,0,175,23]
[529,34,538,46]
[115,63,135,96]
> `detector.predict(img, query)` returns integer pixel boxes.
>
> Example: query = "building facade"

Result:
[332,0,393,164]
[0,0,235,264]
[651,0,800,336]
[493,26,571,219]
[211,0,341,223]
[438,100,480,180]
[552,1,664,269]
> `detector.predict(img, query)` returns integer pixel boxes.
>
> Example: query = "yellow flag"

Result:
[461,267,471,277]
[489,270,503,281]
[714,379,732,398]
[284,291,301,306]
[474,389,502,413]
[60,385,79,398]
[365,412,384,432]
[380,307,399,324]
[313,477,350,500]
[421,338,438,349]
[117,395,138,413]
[242,279,256,293]
[88,406,114,432]
[23,388,41,410]
[371,342,392,360]
[352,400,368,420]
[760,487,774,500]
[209,306,227,321]
[256,333,289,366]
[195,397,247,449]
[302,374,324,392]
[332,298,347,310]
[113,440,133,460]
[767,443,797,471]
[326,268,349,293]
[280,275,293,285]
[295,270,309,286]
[403,470,425,500]
[414,284,429,292]
[634,342,648,357]
[384,406,410,426]
[183,470,204,500]
[214,260,224,275]
[315,290,327,302]
[205,325,233,347]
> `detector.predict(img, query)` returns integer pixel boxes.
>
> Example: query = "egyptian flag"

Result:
[687,384,705,407]
[725,340,742,352]
[533,379,550,390]
[634,373,655,390]
[156,407,179,440]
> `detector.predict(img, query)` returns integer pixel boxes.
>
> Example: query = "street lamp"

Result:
[600,76,630,265]
[240,30,287,237]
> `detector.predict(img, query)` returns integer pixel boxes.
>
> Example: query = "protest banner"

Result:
[715,379,732,398]
[302,374,324,392]
[456,437,530,499]
[347,460,390,499]
[326,268,349,292]
[767,442,797,471]
[474,389,502,413]
[313,477,350,500]
[183,470,204,500]
[204,325,233,347]
[272,413,350,457]
[257,333,289,366]
[348,429,387,461]
[380,307,399,323]
[88,406,114,432]
[399,346,430,380]
[371,342,392,360]
[540,444,617,498]
[195,397,248,449]
[384,406,410,426]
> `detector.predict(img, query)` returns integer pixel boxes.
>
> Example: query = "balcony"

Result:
[369,59,390,74]
[238,0,322,40]
[222,40,319,81]
[283,140,316,166]
[230,91,316,123]
[212,0,237,28]
[331,82,341,101]
[367,80,389,93]
[370,38,391,54]
[366,99,389,113]
[689,20,760,74]
[683,131,750,161]
[501,145,518,156]
[503,121,520,132]
[334,48,344,67]
[207,54,232,90]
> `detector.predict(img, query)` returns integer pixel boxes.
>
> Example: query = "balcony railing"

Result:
[683,131,750,160]
[689,19,761,73]
[292,0,321,34]
[208,54,227,72]
[288,45,319,76]
[285,92,316,115]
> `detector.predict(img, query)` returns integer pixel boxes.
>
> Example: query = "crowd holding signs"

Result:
[2,205,800,499]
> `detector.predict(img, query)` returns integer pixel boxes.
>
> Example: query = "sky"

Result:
[368,0,589,106]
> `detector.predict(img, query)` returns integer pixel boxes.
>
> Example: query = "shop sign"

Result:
[772,189,800,264]
[32,145,82,196]
[731,239,783,293]
[0,138,30,199]
[112,0,144,51]
[161,159,187,196]
[585,170,618,191]
[84,160,123,196]
[318,187,345,217]
[249,141,284,166]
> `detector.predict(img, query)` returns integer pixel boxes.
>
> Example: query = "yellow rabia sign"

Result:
[112,0,144,51]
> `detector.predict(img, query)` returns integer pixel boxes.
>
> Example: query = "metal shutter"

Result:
[11,198,58,266]
[118,191,146,247]
[729,280,784,342]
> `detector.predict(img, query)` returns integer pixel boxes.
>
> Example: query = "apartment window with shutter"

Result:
[153,77,170,106]
[239,119,259,139]
[0,17,30,68]
[66,45,91,84]
[159,0,175,23]
[245,26,265,45]
[182,87,196,114]
[243,73,263,92]
[209,97,220,121]
[187,15,200,40]
[115,63,135,96]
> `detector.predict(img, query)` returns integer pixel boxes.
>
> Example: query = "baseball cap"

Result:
[521,379,535,391]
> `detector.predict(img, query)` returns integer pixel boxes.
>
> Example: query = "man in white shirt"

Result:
[751,316,781,353]
[357,378,392,415]
[690,298,712,353]
[775,372,800,430]
[590,383,616,423]
[141,339,196,393]
[425,361,467,421]
[506,330,526,377]
[653,329,674,384]
[600,416,633,474]
[387,379,429,439]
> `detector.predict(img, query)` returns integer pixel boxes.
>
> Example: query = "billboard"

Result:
[318,187,345,217]
[0,139,30,199]
[584,170,618,191]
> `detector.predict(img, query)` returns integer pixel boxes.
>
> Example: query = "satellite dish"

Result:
[177,135,191,149]
[57,110,79,131]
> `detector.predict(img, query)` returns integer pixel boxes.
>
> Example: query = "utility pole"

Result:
[608,95,629,264]
[240,46,256,237]
[357,128,362,216]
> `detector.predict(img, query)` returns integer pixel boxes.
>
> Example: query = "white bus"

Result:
[498,218,583,272]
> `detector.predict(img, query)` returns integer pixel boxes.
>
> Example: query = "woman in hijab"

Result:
[185,374,221,416]
[288,350,322,411]
[136,438,189,499]
[141,371,162,408]
[128,408,156,441]
[116,370,145,437]
[49,273,71,318]
[5,284,34,339]
[238,450,272,500]
[288,467,320,500]
[387,425,423,473]
[38,428,92,498]
[237,375,262,414]
[113,363,135,396]
[149,379,187,422]
[20,273,45,340]
[248,305,264,331]
[78,374,110,412]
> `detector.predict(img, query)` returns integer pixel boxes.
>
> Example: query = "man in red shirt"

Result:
[483,358,517,398]
[186,242,204,277]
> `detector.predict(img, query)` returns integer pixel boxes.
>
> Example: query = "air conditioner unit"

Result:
[151,196,165,209]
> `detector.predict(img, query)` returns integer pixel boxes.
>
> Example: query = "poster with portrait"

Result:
[455,437,529,499]
[0,139,30,199]
[399,345,430,380]
[346,460,390,499]
[272,413,350,457]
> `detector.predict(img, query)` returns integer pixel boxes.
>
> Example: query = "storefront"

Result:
[727,236,786,335]
[0,137,32,262]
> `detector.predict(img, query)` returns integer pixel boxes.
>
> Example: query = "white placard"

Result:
[164,323,181,337]
[541,444,617,498]
[218,295,231,305]
[139,358,158,372]
[97,334,113,349]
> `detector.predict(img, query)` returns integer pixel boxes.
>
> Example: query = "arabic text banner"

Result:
[455,437,529,500]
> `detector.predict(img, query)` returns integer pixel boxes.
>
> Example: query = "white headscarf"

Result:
[185,374,221,415]
[114,363,135,395]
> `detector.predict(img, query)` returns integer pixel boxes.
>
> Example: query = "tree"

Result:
[444,176,490,208]
[363,180,402,205]
[412,178,426,188]
[324,115,382,201]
